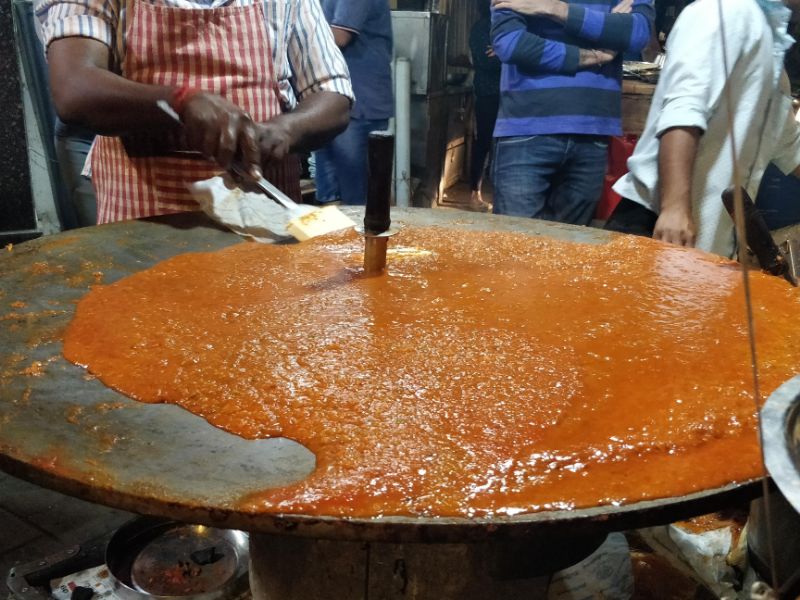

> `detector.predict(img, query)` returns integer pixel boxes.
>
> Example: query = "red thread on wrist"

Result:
[171,84,201,116]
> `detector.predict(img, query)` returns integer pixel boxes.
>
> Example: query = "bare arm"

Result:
[48,37,268,176]
[46,36,348,177]
[331,26,355,49]
[258,90,350,161]
[654,126,701,246]
[47,37,177,135]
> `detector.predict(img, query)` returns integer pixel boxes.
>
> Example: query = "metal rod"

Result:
[715,0,780,589]
[363,236,389,277]
[394,58,412,208]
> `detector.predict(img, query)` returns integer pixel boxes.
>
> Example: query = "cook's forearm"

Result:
[331,26,355,49]
[48,38,178,136]
[275,91,351,153]
[658,127,701,212]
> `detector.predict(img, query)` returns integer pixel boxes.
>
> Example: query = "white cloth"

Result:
[613,0,800,256]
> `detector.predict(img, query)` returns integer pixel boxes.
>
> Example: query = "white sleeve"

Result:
[289,0,354,103]
[654,0,748,137]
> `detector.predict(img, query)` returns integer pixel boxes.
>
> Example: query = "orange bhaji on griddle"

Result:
[63,228,800,518]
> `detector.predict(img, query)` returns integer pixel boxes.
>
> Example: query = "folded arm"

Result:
[493,0,653,53]
[491,8,615,75]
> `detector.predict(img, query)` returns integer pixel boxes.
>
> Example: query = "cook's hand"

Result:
[611,0,633,13]
[257,119,294,167]
[486,45,497,58]
[653,205,696,247]
[181,92,262,179]
[492,0,561,17]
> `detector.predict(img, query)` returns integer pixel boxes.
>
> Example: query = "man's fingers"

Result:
[611,0,633,13]
[201,123,220,162]
[656,229,694,247]
[660,229,675,245]
[261,139,289,162]
[239,118,262,180]
[216,114,239,170]
[653,227,680,246]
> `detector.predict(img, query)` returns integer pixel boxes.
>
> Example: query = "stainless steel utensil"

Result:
[106,517,249,600]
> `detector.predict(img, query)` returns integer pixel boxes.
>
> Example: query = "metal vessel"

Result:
[752,376,800,598]
[106,518,249,600]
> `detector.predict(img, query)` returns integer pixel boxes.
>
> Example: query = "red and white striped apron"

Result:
[92,0,301,223]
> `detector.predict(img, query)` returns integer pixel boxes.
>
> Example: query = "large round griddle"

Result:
[0,209,762,543]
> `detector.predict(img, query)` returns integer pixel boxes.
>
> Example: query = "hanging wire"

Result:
[713,0,780,590]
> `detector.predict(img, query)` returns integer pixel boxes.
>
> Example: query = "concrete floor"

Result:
[0,471,132,585]
[438,181,494,212]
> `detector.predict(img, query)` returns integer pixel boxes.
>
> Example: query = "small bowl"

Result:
[106,517,249,600]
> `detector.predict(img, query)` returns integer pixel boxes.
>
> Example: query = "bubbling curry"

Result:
[63,228,800,517]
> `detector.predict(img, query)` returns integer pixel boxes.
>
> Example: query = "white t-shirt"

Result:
[613,0,800,256]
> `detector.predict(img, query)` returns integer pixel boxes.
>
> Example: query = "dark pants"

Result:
[470,94,499,191]
[604,197,658,237]
[492,134,609,226]
[54,119,97,227]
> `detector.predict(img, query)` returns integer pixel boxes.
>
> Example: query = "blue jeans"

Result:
[492,134,608,226]
[314,117,389,205]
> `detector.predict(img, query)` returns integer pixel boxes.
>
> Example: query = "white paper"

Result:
[189,175,314,243]
[50,565,119,600]
[668,524,738,599]
[548,533,634,600]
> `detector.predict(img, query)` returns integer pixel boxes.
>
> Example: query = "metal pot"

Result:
[105,517,249,600]
[761,374,800,512]
[751,375,800,597]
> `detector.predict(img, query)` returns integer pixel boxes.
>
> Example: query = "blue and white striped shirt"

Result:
[491,1,654,137]
[36,0,355,110]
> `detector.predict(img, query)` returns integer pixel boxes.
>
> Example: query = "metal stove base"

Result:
[6,523,606,600]
[248,531,606,600]
[7,535,108,600]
